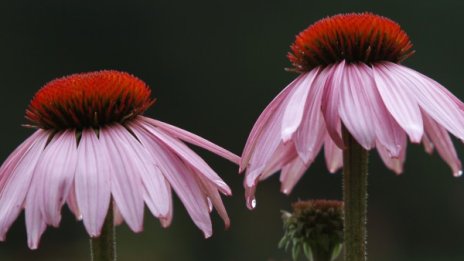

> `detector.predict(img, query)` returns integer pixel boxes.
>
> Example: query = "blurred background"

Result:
[0,0,463,260]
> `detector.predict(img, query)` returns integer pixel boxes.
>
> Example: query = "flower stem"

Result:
[342,128,368,261]
[90,204,116,261]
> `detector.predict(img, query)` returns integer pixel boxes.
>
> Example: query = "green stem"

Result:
[342,128,369,261]
[90,204,116,261]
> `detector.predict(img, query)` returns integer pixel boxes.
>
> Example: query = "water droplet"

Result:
[247,196,257,209]
[454,170,463,177]
[251,198,257,209]
[77,214,83,221]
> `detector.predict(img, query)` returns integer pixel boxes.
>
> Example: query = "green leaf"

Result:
[303,243,314,261]
[330,243,343,261]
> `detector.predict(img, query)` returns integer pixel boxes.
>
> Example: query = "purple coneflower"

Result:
[242,12,464,204]
[0,71,240,250]
[240,13,464,260]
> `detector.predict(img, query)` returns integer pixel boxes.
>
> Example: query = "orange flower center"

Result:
[288,13,414,72]
[26,70,154,130]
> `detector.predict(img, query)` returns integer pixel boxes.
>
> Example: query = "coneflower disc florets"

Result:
[288,12,414,72]
[26,70,154,130]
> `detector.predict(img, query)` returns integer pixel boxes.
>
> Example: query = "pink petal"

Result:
[373,63,423,142]
[158,188,173,228]
[244,185,257,210]
[241,73,306,171]
[424,74,464,112]
[130,125,212,236]
[0,131,46,191]
[139,165,171,219]
[36,130,78,227]
[195,173,230,229]
[324,136,343,173]
[376,142,405,175]
[385,63,464,141]
[99,125,145,233]
[132,120,231,195]
[143,117,240,165]
[422,112,462,176]
[281,69,319,142]
[295,66,330,162]
[0,130,49,240]
[25,172,47,250]
[356,64,406,157]
[75,129,111,236]
[422,134,434,154]
[113,202,124,226]
[243,85,304,189]
[116,125,171,219]
[259,141,298,181]
[66,182,81,220]
[321,62,345,148]
[338,63,377,149]
[280,157,309,195]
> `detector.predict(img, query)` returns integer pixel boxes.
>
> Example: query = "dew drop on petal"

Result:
[453,170,463,177]
[246,196,257,210]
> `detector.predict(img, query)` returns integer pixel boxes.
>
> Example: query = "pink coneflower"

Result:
[240,13,464,260]
[241,13,464,205]
[0,71,240,250]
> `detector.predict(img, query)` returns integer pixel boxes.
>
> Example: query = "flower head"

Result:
[0,70,240,249]
[280,200,344,261]
[241,12,464,208]
[288,13,414,72]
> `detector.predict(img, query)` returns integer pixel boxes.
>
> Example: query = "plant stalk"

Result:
[90,204,116,261]
[342,128,369,261]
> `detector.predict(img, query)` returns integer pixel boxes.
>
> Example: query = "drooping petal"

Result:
[376,142,405,174]
[356,64,406,157]
[113,202,124,226]
[259,141,298,182]
[281,69,319,142]
[385,62,464,140]
[117,124,172,220]
[66,181,81,220]
[195,173,230,229]
[75,129,111,236]
[0,130,46,191]
[241,73,307,170]
[280,157,309,195]
[99,125,145,233]
[422,134,434,154]
[338,63,377,149]
[130,124,212,236]
[158,187,173,228]
[422,112,462,176]
[142,117,240,165]
[0,130,49,240]
[373,63,423,142]
[295,66,330,162]
[139,165,171,219]
[324,136,343,173]
[25,175,46,250]
[321,62,345,148]
[131,120,230,196]
[244,185,257,210]
[36,130,78,227]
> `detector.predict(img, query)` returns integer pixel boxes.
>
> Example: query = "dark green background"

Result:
[0,0,463,260]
